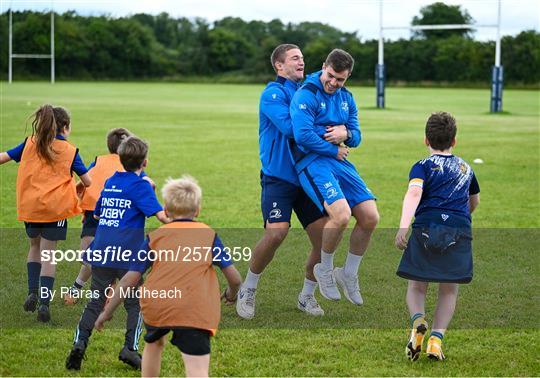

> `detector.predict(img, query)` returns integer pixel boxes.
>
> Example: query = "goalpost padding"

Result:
[376,0,503,113]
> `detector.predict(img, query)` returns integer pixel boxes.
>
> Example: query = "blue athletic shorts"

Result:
[260,172,324,229]
[24,219,68,241]
[298,157,375,212]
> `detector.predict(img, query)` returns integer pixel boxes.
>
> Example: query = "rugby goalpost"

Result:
[8,8,55,83]
[375,0,503,112]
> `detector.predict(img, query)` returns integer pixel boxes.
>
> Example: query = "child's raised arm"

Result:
[395,185,423,250]
[0,152,12,165]
[220,265,242,305]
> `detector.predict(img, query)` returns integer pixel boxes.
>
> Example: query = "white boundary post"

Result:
[8,9,55,84]
[377,0,503,112]
[8,9,12,83]
[51,11,55,83]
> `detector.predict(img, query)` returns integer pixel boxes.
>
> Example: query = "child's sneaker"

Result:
[37,304,51,322]
[405,318,428,361]
[23,293,38,312]
[66,340,87,370]
[426,336,445,361]
[118,346,142,369]
[63,286,79,305]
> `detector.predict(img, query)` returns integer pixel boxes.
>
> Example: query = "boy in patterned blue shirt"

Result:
[395,112,480,362]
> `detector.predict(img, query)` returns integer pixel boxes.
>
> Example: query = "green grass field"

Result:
[0,82,539,376]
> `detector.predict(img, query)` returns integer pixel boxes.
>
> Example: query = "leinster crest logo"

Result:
[269,208,282,219]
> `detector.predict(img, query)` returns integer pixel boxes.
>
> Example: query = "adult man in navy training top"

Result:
[236,44,349,319]
[290,49,379,306]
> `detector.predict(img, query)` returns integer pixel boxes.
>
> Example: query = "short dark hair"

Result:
[270,44,299,73]
[425,112,457,150]
[107,128,132,154]
[118,136,148,171]
[325,49,354,73]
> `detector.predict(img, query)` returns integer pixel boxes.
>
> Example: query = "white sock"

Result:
[320,250,334,270]
[75,277,86,287]
[301,278,317,296]
[343,252,363,278]
[244,269,261,289]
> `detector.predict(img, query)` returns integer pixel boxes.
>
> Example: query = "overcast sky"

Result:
[2,0,539,41]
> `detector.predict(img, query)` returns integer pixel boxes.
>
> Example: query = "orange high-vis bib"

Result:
[16,137,81,222]
[80,154,124,211]
[142,222,220,335]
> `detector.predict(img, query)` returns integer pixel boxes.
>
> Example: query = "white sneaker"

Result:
[313,263,341,301]
[236,286,257,319]
[297,293,325,316]
[334,267,363,305]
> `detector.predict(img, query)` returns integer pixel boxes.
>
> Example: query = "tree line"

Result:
[1,10,538,85]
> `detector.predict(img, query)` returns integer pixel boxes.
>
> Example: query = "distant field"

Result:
[0,82,538,376]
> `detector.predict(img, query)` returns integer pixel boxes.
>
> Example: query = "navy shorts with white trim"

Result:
[260,172,324,229]
[24,219,68,241]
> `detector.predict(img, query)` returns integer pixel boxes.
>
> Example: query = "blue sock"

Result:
[410,312,424,326]
[27,262,41,295]
[39,276,55,306]
[430,331,444,340]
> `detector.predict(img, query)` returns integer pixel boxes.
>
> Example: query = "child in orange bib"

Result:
[0,105,92,322]
[95,175,242,377]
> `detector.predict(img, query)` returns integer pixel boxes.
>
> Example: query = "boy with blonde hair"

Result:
[95,175,242,377]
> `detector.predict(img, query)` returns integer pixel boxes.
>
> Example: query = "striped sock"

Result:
[430,331,444,340]
[410,312,424,327]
